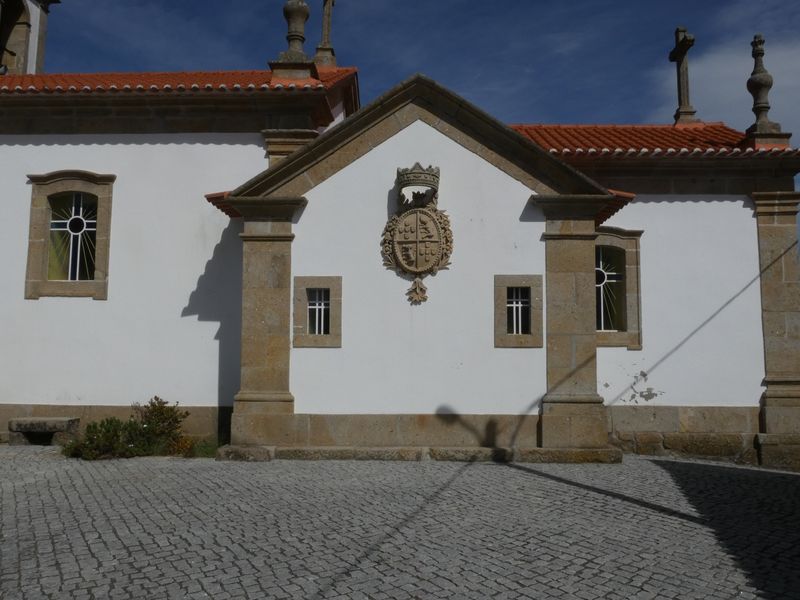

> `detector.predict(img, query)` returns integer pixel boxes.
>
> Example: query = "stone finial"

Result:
[277,0,310,63]
[314,0,337,66]
[745,34,791,148]
[270,0,318,80]
[747,34,778,132]
[668,27,699,124]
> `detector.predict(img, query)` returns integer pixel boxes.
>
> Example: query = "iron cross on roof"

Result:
[668,27,699,124]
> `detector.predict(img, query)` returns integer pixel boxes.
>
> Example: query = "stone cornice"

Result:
[225,196,307,221]
[0,94,334,134]
[27,170,116,185]
[532,194,616,220]
[751,191,800,216]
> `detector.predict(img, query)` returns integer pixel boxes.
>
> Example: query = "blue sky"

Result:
[45,1,800,134]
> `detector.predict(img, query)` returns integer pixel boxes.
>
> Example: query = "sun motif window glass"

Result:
[506,287,531,335]
[307,288,331,335]
[596,246,626,332]
[48,193,98,281]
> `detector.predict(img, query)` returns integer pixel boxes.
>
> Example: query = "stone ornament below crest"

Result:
[381,163,453,304]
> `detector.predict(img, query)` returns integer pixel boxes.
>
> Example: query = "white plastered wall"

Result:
[291,120,547,415]
[598,195,764,407]
[0,133,266,407]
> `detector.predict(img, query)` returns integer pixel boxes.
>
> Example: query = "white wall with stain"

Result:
[598,195,764,407]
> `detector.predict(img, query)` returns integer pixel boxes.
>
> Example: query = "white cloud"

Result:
[647,36,800,137]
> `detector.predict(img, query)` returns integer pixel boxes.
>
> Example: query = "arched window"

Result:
[595,227,643,350]
[25,170,115,300]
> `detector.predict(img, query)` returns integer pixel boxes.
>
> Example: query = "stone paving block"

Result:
[0,447,798,599]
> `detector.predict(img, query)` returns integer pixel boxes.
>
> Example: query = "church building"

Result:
[2,1,799,468]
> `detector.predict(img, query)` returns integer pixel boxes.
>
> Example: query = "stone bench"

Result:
[8,417,80,446]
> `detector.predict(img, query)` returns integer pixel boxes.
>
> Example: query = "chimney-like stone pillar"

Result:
[534,195,614,449]
[226,197,307,446]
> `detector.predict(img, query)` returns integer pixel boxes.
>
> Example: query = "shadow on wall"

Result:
[653,459,800,600]
[607,239,798,407]
[436,394,544,459]
[181,220,243,443]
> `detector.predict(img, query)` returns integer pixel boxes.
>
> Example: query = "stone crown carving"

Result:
[396,163,440,194]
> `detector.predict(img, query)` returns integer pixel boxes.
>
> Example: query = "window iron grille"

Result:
[506,287,531,335]
[48,193,98,281]
[307,288,331,335]
[596,246,625,331]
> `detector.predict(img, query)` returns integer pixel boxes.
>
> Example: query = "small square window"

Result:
[294,276,342,348]
[494,275,542,348]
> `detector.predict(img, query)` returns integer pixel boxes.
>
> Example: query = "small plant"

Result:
[133,396,189,454]
[63,396,191,460]
[63,417,146,460]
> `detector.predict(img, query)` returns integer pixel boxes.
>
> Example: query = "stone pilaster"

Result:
[752,192,800,434]
[262,129,318,165]
[226,197,306,445]
[535,196,614,449]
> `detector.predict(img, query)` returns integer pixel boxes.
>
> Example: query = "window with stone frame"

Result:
[595,227,642,350]
[293,276,342,347]
[25,171,115,300]
[494,275,543,348]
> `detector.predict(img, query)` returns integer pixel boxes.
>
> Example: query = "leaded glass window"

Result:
[48,193,98,281]
[506,287,531,335]
[596,246,626,331]
[307,288,330,335]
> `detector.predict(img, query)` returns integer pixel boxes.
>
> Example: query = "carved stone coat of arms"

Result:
[381,163,453,304]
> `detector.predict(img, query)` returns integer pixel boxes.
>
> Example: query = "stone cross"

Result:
[668,27,698,124]
[315,0,337,66]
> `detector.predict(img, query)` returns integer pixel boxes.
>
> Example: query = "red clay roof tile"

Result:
[512,123,747,152]
[0,66,357,95]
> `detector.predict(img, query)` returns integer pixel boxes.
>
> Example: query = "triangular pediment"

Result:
[230,74,608,200]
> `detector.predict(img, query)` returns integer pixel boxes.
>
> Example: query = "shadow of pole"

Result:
[309,461,476,600]
[432,242,799,449]
[607,239,797,407]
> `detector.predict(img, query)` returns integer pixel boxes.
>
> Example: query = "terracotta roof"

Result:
[511,123,797,156]
[0,66,357,95]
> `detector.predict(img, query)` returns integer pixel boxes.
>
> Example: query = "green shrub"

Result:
[63,396,191,460]
[63,417,146,460]
[133,396,189,453]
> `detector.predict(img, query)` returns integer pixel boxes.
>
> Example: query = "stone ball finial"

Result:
[279,0,310,62]
[747,33,777,131]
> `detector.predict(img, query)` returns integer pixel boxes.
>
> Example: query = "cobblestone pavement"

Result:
[1,447,799,600]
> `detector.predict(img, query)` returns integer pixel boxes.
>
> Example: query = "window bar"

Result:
[506,287,530,335]
[308,288,331,335]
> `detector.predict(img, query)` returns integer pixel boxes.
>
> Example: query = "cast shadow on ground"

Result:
[308,461,476,600]
[181,220,243,443]
[652,459,800,599]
